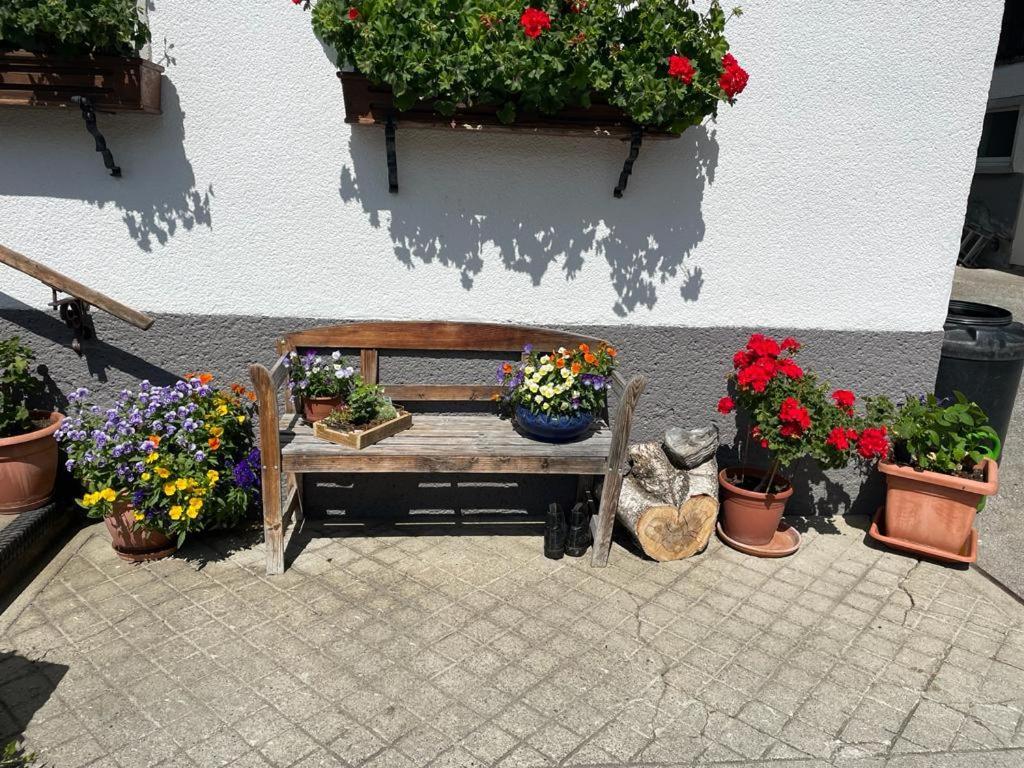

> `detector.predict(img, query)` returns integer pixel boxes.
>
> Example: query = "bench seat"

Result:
[280,413,613,474]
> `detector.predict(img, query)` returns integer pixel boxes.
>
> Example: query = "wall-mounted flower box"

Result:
[0,51,162,113]
[339,71,677,196]
[340,71,673,140]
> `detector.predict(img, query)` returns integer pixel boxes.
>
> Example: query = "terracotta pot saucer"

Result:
[717,520,801,558]
[868,507,977,564]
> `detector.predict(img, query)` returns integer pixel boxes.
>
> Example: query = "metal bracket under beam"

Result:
[385,114,399,194]
[613,126,644,198]
[71,95,121,177]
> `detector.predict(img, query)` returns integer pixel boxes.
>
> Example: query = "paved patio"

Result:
[3,516,1024,768]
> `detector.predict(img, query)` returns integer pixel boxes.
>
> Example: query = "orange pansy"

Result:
[555,358,565,369]
[208,437,221,450]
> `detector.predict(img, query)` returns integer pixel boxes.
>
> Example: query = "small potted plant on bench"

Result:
[865,392,1000,563]
[498,343,617,442]
[0,337,61,514]
[313,379,411,449]
[284,350,357,423]
[716,334,889,555]
[57,375,262,560]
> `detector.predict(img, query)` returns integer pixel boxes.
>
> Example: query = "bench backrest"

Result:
[277,321,611,404]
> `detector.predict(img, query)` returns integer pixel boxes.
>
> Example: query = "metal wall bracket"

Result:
[70,95,121,177]
[613,126,644,198]
[50,289,95,355]
[385,114,399,193]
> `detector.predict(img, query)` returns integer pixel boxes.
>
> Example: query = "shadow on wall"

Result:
[0,652,68,742]
[0,293,177,387]
[0,79,211,252]
[338,125,718,316]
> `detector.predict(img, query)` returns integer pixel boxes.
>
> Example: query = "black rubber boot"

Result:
[564,502,592,557]
[544,503,566,560]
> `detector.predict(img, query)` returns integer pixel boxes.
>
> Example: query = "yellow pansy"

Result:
[145,452,160,464]
[236,415,246,423]
[141,472,151,481]
[155,467,170,479]
[169,505,183,520]
[210,426,224,438]
[216,405,228,416]
[134,512,144,521]
[206,470,219,484]
[186,498,203,518]
[99,488,118,502]
[81,492,99,507]
[174,478,188,491]
[163,482,176,496]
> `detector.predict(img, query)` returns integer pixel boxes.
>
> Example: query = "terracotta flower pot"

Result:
[879,458,998,554]
[0,411,62,515]
[302,396,344,423]
[718,467,794,546]
[103,500,177,562]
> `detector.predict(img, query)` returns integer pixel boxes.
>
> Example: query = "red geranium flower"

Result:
[746,333,780,359]
[856,426,889,460]
[832,389,856,414]
[520,7,551,38]
[780,337,800,352]
[719,52,749,98]
[732,349,752,369]
[826,427,851,451]
[347,6,360,19]
[668,55,695,85]
[737,357,777,392]
[779,396,811,437]
[717,396,735,414]
[777,358,803,380]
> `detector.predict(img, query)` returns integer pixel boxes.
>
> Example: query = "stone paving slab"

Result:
[3,516,1024,767]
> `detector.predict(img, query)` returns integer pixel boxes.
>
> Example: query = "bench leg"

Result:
[264,470,284,577]
[591,469,622,567]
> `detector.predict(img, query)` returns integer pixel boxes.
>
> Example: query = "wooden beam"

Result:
[0,243,154,331]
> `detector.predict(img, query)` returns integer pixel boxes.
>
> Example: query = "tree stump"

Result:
[615,426,719,561]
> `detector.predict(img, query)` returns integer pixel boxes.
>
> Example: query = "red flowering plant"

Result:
[717,334,890,492]
[297,0,747,133]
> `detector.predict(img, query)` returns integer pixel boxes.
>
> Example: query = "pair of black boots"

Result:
[544,502,591,559]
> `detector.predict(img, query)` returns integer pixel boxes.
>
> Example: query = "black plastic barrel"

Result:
[935,300,1024,448]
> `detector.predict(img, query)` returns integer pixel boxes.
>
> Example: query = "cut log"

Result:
[614,427,720,562]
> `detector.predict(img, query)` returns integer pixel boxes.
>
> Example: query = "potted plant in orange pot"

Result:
[716,334,888,555]
[57,376,262,560]
[0,337,62,514]
[283,350,357,423]
[865,392,1000,562]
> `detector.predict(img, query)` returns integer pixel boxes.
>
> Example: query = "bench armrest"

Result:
[607,373,647,475]
[250,360,284,497]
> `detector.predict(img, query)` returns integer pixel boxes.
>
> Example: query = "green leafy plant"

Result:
[0,0,150,56]
[865,392,1001,478]
[322,379,399,429]
[1,740,37,768]
[301,0,746,133]
[0,337,42,439]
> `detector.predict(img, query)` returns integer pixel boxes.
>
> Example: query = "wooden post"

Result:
[591,374,647,567]
[360,348,379,384]
[250,362,284,575]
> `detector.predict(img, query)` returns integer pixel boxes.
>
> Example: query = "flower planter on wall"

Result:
[338,71,676,196]
[340,71,672,139]
[0,51,163,112]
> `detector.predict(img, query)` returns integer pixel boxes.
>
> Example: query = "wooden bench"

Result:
[249,321,647,575]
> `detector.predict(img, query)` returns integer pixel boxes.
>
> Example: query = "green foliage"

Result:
[285,350,357,399]
[309,0,742,132]
[1,740,37,768]
[322,378,398,427]
[0,337,42,439]
[866,392,1001,476]
[0,0,150,56]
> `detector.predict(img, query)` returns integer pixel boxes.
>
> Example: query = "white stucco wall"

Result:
[0,1,1003,331]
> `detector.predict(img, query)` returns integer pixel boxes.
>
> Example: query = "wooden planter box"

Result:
[313,410,413,450]
[339,71,674,139]
[0,51,163,112]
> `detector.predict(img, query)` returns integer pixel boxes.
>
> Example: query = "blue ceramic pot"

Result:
[515,405,595,443]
